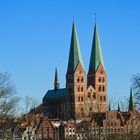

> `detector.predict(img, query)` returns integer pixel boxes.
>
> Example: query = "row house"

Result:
[0,115,60,140]
[60,110,140,140]
[35,117,60,140]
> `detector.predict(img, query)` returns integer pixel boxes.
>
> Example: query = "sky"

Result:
[0,0,140,103]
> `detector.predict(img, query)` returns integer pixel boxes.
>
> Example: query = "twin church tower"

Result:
[43,21,107,119]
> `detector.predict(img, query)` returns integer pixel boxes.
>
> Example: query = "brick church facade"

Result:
[41,22,107,120]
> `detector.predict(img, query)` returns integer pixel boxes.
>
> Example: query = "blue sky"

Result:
[0,0,140,102]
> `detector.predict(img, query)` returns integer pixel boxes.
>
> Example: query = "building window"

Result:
[81,87,83,92]
[100,96,102,101]
[78,96,80,102]
[104,96,106,101]
[93,93,96,99]
[98,86,101,92]
[88,92,90,98]
[98,77,101,82]
[81,77,84,82]
[77,77,80,82]
[102,86,105,92]
[77,87,80,92]
[81,96,83,102]
[102,77,105,82]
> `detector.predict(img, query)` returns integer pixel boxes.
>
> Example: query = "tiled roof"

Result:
[43,88,66,102]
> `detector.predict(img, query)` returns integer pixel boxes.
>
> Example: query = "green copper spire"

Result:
[129,87,134,111]
[67,22,84,72]
[88,24,104,74]
[54,67,59,90]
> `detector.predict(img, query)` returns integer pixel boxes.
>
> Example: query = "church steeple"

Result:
[87,23,107,112]
[54,67,59,90]
[88,24,104,74]
[66,21,86,119]
[128,87,134,112]
[87,24,106,88]
[67,21,84,73]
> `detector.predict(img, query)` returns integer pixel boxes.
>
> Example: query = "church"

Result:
[42,21,107,120]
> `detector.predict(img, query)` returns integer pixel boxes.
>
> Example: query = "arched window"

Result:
[88,92,90,98]
[104,96,106,101]
[102,77,105,82]
[100,96,102,101]
[101,71,103,74]
[98,77,101,82]
[102,86,105,92]
[93,93,96,99]
[78,96,80,102]
[81,96,83,102]
[98,86,101,92]
[77,77,80,82]
[81,87,83,92]
[77,87,80,92]
[81,77,84,82]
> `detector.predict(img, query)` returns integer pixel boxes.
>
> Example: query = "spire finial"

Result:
[94,13,96,23]
[73,16,75,22]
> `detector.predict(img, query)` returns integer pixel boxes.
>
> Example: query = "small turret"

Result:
[117,102,120,112]
[109,102,111,111]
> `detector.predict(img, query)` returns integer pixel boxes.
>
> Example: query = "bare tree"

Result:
[21,95,40,114]
[0,72,19,117]
[133,74,140,110]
